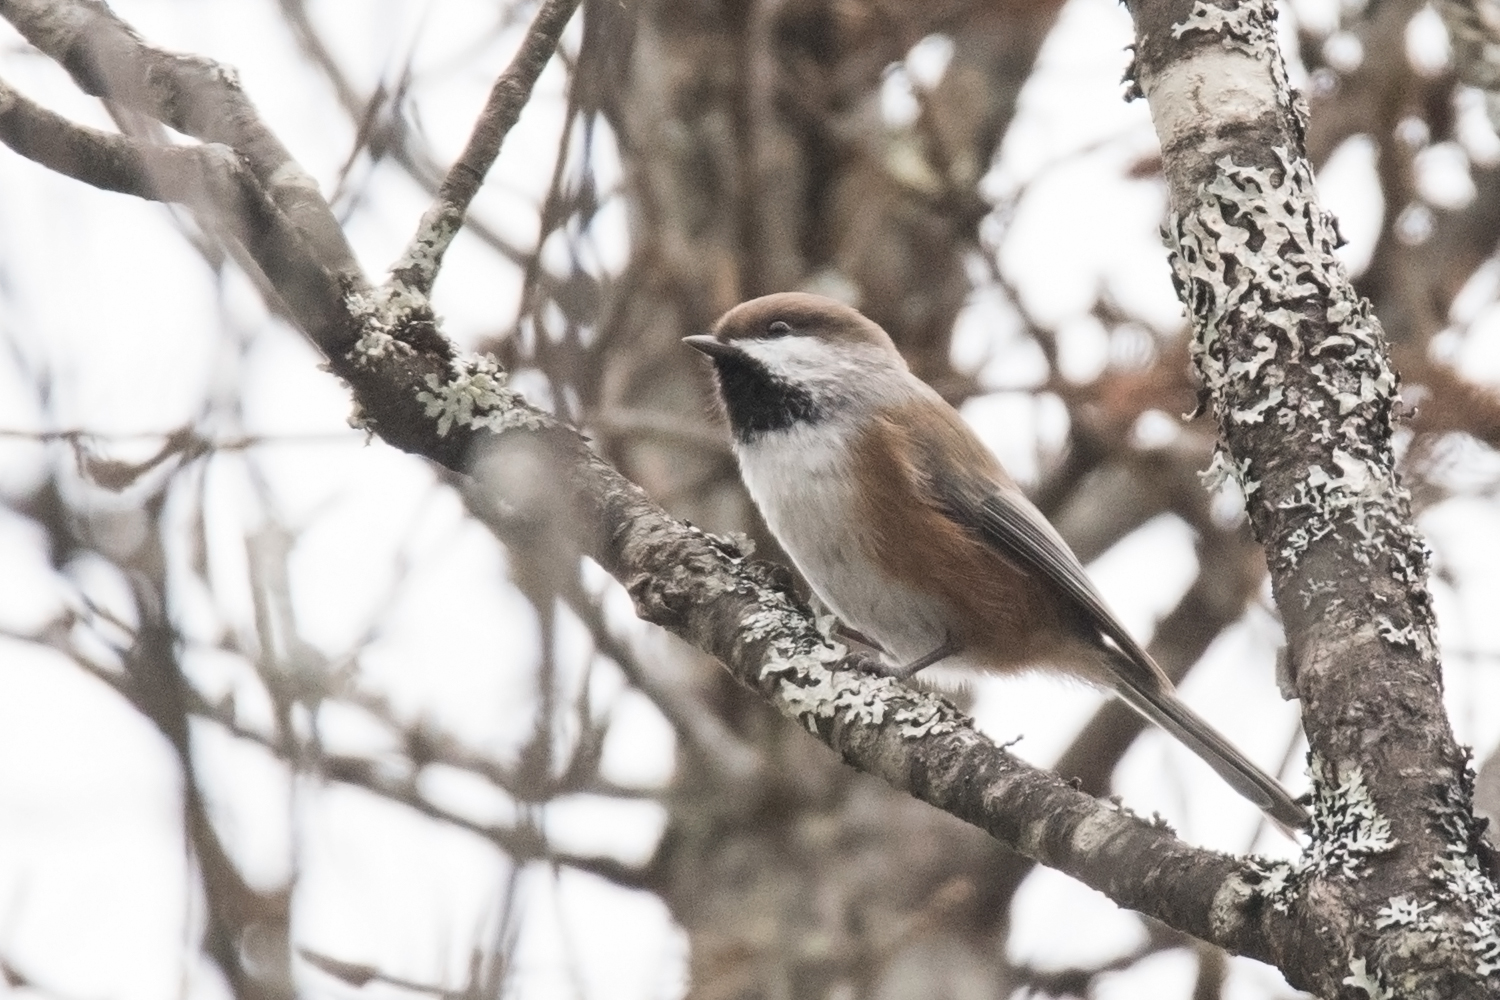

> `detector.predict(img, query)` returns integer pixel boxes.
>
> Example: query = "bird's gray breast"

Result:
[734,421,951,662]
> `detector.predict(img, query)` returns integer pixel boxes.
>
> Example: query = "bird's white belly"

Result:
[735,424,950,663]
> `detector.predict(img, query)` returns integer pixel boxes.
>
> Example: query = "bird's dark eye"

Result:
[767,320,792,338]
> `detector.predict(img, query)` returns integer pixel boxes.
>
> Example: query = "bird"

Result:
[684,291,1308,834]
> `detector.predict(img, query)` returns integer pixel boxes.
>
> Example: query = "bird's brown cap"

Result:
[705,292,898,353]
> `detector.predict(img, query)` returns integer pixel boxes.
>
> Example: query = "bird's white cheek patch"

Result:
[736,336,833,370]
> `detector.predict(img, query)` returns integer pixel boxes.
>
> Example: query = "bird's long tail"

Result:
[1108,662,1308,837]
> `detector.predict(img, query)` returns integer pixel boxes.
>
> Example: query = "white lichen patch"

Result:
[752,616,965,741]
[1170,150,1373,404]
[352,325,411,362]
[1230,385,1282,425]
[346,400,374,440]
[1376,895,1438,930]
[390,204,461,294]
[759,638,892,732]
[1226,331,1278,379]
[1239,853,1299,914]
[1200,445,1258,498]
[1167,143,1428,591]
[743,606,810,645]
[1343,956,1394,999]
[773,654,888,730]
[1160,4,1400,568]
[1430,805,1500,978]
[1374,615,1418,647]
[1306,762,1397,878]
[1250,759,1398,912]
[415,355,547,437]
[1171,0,1270,45]
[893,703,960,739]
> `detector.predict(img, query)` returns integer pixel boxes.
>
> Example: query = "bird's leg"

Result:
[833,621,885,651]
[838,629,956,680]
[888,641,960,680]
[890,634,959,679]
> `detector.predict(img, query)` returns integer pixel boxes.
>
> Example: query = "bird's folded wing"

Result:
[924,462,1170,690]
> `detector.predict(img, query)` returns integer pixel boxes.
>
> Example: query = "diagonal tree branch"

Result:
[0,76,215,199]
[0,0,1288,967]
[0,0,359,274]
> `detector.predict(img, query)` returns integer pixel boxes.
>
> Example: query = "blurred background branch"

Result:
[0,0,1498,997]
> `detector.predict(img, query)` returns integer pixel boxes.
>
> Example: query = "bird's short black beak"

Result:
[682,334,738,359]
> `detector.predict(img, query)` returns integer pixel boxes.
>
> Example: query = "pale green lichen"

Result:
[893,703,960,739]
[1238,852,1300,916]
[1244,759,1397,915]
[415,355,547,437]
[1247,855,1294,900]
[751,615,966,741]
[344,284,421,365]
[390,204,461,293]
[743,607,810,645]
[1293,774,1500,987]
[352,325,411,361]
[759,640,892,733]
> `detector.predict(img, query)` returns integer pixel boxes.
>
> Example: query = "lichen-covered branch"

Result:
[388,0,583,296]
[1,0,1287,945]
[1128,0,1500,995]
[555,448,1284,960]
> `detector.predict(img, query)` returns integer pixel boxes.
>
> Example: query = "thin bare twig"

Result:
[300,949,469,997]
[390,0,583,295]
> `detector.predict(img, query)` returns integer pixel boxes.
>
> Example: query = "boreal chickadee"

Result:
[685,291,1307,834]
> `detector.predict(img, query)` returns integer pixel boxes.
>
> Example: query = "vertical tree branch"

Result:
[1129,0,1500,995]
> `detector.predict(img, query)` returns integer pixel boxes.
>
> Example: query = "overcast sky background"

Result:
[2,1,1500,998]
